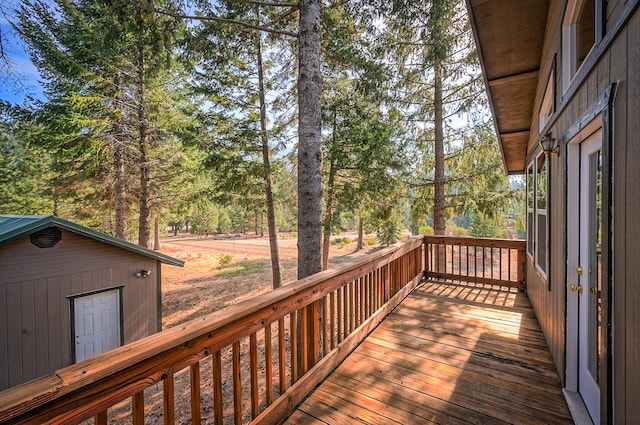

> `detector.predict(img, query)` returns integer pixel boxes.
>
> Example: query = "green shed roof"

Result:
[0,214,184,267]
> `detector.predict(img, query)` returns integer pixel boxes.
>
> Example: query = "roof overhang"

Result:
[466,0,549,174]
[0,215,184,267]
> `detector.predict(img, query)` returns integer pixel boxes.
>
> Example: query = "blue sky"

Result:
[1,20,45,104]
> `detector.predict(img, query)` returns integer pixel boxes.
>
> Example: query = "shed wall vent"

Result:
[31,227,62,248]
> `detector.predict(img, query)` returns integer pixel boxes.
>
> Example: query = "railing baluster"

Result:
[163,373,175,425]
[232,341,242,425]
[508,248,512,281]
[250,332,259,419]
[290,312,298,385]
[190,362,201,424]
[337,285,344,342]
[278,317,286,394]
[132,391,145,425]
[329,291,336,349]
[212,351,223,425]
[300,306,308,374]
[94,411,107,425]
[322,296,328,357]
[359,277,365,325]
[264,323,273,406]
[265,323,273,406]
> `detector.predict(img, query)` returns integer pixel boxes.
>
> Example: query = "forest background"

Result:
[0,0,526,288]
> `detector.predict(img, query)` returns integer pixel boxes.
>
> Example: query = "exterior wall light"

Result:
[136,269,151,278]
[539,132,560,156]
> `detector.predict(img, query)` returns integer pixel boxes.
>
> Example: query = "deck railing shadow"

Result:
[288,281,573,424]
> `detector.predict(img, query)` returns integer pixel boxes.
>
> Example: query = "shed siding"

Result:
[524,1,640,423]
[0,229,160,391]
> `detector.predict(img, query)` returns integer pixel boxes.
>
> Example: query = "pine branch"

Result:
[231,0,299,8]
[154,9,298,38]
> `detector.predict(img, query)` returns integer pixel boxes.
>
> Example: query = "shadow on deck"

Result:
[285,281,573,425]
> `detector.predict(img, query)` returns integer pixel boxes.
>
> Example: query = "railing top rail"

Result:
[0,236,425,423]
[425,235,525,249]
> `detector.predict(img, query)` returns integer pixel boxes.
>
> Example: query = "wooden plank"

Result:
[163,374,175,425]
[330,356,571,425]
[190,362,201,424]
[232,341,242,425]
[426,236,526,249]
[311,381,432,424]
[281,408,327,424]
[250,332,259,419]
[94,410,107,425]
[326,371,491,425]
[307,301,320,368]
[132,391,144,425]
[337,286,343,343]
[290,312,297,385]
[212,351,223,425]
[300,307,308,375]
[264,323,273,406]
[329,292,335,350]
[277,318,286,394]
[300,387,403,425]
[321,297,327,357]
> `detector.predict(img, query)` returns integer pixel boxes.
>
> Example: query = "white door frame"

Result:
[566,117,603,424]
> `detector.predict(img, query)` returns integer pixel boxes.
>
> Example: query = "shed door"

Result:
[74,289,121,362]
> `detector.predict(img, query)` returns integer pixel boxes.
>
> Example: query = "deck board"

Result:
[288,281,574,424]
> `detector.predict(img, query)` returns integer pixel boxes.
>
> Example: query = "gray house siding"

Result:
[523,1,639,422]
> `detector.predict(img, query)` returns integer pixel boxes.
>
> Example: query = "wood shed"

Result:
[0,214,183,391]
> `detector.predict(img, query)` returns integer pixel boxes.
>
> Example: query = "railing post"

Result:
[517,246,526,291]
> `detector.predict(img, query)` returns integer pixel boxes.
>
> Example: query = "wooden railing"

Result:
[0,237,424,425]
[424,236,526,290]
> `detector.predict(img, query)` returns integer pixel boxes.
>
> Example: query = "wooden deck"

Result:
[284,281,574,425]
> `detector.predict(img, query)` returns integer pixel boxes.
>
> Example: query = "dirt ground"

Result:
[159,232,378,329]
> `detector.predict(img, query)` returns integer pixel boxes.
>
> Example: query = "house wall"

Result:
[0,229,160,391]
[525,1,640,423]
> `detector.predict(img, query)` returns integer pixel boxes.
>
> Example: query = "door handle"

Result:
[570,284,583,293]
[590,286,598,295]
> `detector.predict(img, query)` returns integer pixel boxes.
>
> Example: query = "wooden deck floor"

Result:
[284,281,574,425]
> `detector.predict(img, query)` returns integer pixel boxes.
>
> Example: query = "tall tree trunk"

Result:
[113,72,127,240]
[321,159,336,271]
[356,216,364,251]
[153,215,160,251]
[257,26,282,288]
[433,63,445,236]
[297,0,323,280]
[297,0,323,375]
[137,28,151,248]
